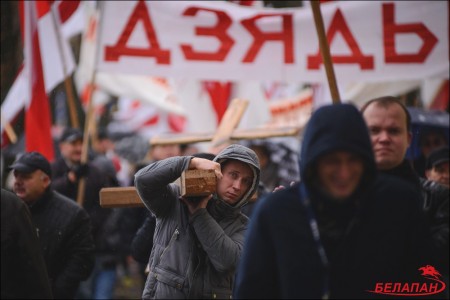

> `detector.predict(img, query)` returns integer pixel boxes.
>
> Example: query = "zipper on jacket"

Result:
[160,227,179,259]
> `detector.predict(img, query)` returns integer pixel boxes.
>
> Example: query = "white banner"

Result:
[97,1,448,84]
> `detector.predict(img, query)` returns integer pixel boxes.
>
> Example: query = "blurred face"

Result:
[59,139,83,164]
[13,170,51,204]
[317,151,364,201]
[250,145,269,169]
[426,162,449,188]
[216,160,254,206]
[363,103,412,170]
[94,138,114,155]
[151,144,181,161]
[420,133,447,157]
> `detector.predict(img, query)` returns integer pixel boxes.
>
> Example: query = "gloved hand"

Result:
[72,163,89,179]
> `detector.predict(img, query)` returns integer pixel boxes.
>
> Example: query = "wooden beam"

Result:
[149,99,250,146]
[100,186,143,208]
[50,5,80,128]
[210,98,249,148]
[310,1,341,104]
[0,113,18,144]
[151,132,214,146]
[180,169,216,197]
[100,169,217,208]
[230,126,302,140]
[150,126,301,146]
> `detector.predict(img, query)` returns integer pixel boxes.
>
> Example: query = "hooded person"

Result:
[134,144,260,299]
[234,104,432,299]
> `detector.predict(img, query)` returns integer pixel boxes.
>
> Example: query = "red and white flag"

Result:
[20,1,55,160]
[1,1,82,156]
[108,97,185,140]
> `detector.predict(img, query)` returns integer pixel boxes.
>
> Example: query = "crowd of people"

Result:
[1,96,449,299]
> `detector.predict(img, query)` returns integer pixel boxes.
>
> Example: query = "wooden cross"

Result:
[149,98,301,147]
[99,98,302,208]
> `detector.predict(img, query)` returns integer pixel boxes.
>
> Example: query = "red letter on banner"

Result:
[307,9,374,70]
[180,7,234,61]
[241,14,294,63]
[383,3,438,63]
[104,0,170,64]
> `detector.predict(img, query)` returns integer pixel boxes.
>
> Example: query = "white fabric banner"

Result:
[97,1,448,83]
[74,3,185,114]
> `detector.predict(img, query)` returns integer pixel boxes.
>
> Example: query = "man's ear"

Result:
[425,169,431,180]
[42,173,52,188]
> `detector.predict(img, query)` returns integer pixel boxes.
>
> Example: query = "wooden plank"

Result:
[310,1,341,103]
[180,169,216,197]
[231,126,302,140]
[150,98,247,147]
[150,132,214,146]
[149,126,301,146]
[100,186,143,208]
[210,98,248,148]
[100,170,217,208]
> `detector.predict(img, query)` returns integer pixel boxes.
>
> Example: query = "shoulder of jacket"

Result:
[52,191,86,212]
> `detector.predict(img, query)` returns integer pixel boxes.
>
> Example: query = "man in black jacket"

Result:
[1,188,53,299]
[362,96,449,282]
[10,152,95,299]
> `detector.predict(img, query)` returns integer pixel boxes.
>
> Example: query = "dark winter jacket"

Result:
[234,104,432,299]
[135,144,260,299]
[420,178,449,274]
[51,158,112,252]
[383,160,449,275]
[131,213,157,264]
[1,189,53,299]
[27,188,95,299]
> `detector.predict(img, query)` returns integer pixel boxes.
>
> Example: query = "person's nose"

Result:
[13,176,23,185]
[378,131,391,143]
[337,164,351,181]
[232,179,242,190]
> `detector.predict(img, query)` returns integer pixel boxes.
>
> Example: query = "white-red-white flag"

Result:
[20,1,55,160]
[1,1,82,153]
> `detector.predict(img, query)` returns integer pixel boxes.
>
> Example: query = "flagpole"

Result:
[77,2,103,206]
[1,112,18,144]
[310,1,341,104]
[50,4,80,128]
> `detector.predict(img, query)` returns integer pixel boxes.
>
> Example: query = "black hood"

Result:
[299,104,376,191]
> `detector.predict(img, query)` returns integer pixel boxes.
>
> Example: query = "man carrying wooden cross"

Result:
[134,143,260,299]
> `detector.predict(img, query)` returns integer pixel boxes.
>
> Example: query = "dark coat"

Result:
[234,104,432,299]
[383,160,449,275]
[1,189,53,299]
[51,157,111,251]
[28,188,95,299]
[420,178,449,274]
[131,213,156,264]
